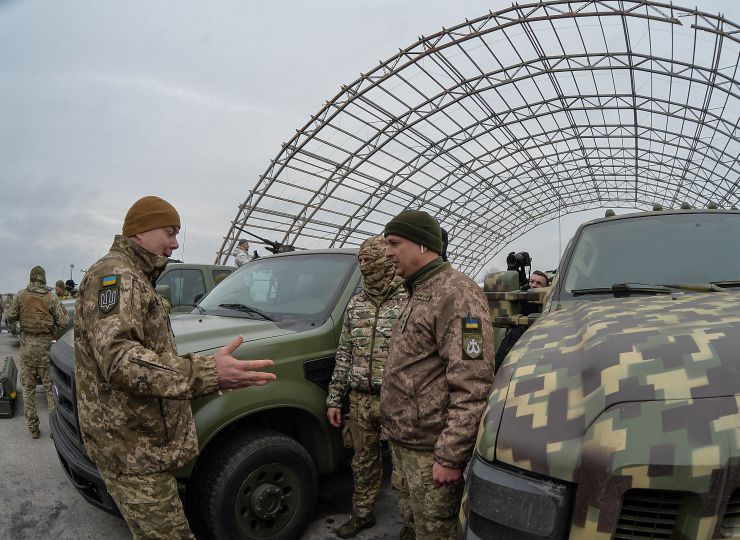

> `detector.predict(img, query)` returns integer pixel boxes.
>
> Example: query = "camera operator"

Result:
[528,270,549,289]
[494,252,548,372]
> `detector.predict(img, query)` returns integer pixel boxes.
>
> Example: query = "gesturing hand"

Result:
[215,336,276,390]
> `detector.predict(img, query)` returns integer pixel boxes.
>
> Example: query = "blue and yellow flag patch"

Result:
[464,317,480,330]
[102,275,117,287]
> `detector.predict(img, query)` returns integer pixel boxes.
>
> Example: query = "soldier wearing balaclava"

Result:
[326,235,407,538]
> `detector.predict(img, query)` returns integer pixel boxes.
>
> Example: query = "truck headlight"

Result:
[465,454,574,539]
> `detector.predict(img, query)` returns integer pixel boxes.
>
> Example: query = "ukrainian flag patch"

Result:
[102,275,117,287]
[464,317,480,330]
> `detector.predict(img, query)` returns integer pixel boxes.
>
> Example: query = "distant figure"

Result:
[5,266,68,439]
[65,279,78,298]
[55,280,72,300]
[528,270,549,289]
[494,269,550,372]
[232,238,252,267]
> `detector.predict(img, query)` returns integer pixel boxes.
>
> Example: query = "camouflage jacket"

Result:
[381,262,495,469]
[326,284,406,408]
[75,235,220,474]
[5,282,68,336]
[5,283,68,365]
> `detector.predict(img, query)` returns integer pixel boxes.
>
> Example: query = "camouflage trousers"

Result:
[20,362,54,432]
[98,468,195,540]
[343,390,383,518]
[389,442,463,540]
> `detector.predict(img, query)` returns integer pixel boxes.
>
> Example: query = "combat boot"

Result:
[336,513,376,538]
[399,525,415,540]
[30,428,40,439]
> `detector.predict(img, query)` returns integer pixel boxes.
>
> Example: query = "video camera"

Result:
[506,251,532,289]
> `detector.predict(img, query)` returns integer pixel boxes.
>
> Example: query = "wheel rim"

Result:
[234,462,302,538]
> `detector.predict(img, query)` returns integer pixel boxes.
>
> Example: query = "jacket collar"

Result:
[110,235,169,283]
[404,257,449,295]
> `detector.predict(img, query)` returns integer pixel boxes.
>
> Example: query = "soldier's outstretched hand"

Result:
[215,336,276,390]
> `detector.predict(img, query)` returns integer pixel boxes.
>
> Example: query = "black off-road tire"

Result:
[189,429,318,540]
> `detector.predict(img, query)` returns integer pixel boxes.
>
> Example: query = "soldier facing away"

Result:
[5,265,69,439]
[381,210,495,540]
[326,235,407,538]
[74,195,277,539]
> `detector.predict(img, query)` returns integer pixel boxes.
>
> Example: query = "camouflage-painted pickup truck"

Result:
[463,208,740,539]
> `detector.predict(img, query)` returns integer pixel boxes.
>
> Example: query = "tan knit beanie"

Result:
[122,196,181,236]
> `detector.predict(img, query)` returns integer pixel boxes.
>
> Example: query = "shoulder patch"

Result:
[98,274,121,315]
[462,315,483,360]
[414,293,432,302]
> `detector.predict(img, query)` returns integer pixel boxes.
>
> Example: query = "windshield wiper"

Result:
[218,303,275,321]
[571,283,672,297]
[710,280,740,289]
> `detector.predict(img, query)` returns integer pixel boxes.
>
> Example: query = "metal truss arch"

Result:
[218,0,740,277]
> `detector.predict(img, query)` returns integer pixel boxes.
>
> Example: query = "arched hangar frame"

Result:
[216,0,740,278]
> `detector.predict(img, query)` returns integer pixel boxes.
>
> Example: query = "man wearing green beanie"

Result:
[75,195,277,539]
[381,209,495,539]
[5,266,69,439]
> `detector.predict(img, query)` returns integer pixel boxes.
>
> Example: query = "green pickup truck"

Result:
[57,262,234,336]
[50,249,359,540]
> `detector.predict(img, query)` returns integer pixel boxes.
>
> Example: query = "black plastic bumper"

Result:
[49,409,119,515]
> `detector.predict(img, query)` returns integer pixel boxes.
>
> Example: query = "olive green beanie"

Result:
[30,266,46,285]
[383,210,443,254]
[122,196,181,236]
[55,279,65,290]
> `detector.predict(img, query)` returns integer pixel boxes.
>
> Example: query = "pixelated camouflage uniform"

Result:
[381,258,495,539]
[75,235,220,539]
[5,279,68,434]
[326,235,406,522]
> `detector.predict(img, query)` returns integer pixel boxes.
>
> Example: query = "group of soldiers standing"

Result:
[327,209,495,539]
[5,200,494,540]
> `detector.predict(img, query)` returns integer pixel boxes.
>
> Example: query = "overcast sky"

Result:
[1,0,737,292]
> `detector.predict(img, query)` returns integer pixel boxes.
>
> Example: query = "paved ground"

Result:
[0,332,402,539]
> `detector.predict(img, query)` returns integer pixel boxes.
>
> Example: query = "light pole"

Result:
[70,264,74,281]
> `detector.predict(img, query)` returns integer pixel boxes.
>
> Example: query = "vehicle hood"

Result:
[171,313,294,355]
[476,292,740,482]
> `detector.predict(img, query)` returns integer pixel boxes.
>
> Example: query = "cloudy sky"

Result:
[1,0,737,292]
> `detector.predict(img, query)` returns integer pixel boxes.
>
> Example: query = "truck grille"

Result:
[614,489,685,539]
[721,489,740,536]
[50,339,84,450]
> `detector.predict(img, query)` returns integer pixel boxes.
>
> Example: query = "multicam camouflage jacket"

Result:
[381,262,495,469]
[75,235,220,475]
[326,284,406,408]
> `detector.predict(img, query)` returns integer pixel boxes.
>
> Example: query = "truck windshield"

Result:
[199,253,356,321]
[562,213,740,295]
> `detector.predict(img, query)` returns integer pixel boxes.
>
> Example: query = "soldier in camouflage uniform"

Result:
[75,195,276,539]
[381,210,495,540]
[5,266,69,438]
[55,279,72,300]
[326,235,406,538]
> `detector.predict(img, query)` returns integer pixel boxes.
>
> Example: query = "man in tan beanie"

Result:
[75,195,277,539]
